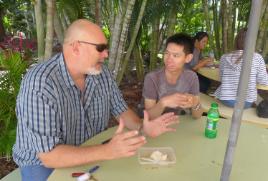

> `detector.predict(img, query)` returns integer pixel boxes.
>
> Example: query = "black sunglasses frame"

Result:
[78,41,108,52]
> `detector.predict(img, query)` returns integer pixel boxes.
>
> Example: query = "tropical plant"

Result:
[0,51,28,159]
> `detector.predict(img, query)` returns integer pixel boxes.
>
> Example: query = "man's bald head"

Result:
[62,19,108,77]
[63,19,106,44]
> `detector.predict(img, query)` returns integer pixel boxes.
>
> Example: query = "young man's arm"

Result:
[144,93,191,120]
[144,93,203,119]
[144,99,165,120]
[144,94,187,120]
[192,57,213,71]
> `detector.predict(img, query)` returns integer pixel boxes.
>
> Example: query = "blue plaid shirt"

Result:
[13,53,127,166]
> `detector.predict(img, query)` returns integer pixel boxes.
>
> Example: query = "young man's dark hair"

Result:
[165,33,194,55]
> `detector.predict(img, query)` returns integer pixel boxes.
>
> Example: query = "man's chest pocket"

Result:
[89,95,110,120]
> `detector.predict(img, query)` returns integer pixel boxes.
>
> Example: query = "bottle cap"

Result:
[211,102,218,108]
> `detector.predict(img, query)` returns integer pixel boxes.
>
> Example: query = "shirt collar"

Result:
[59,53,76,88]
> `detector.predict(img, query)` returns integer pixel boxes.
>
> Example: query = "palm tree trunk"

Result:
[221,0,228,53]
[44,0,55,60]
[149,18,160,71]
[256,2,268,53]
[263,39,268,62]
[212,0,221,59]
[133,43,144,81]
[158,18,167,52]
[0,8,6,41]
[166,6,177,37]
[113,0,136,79]
[31,11,35,28]
[231,3,236,48]
[116,0,147,84]
[227,0,234,51]
[59,9,67,31]
[95,0,101,26]
[62,8,71,26]
[34,0,45,62]
[202,0,215,55]
[23,3,32,38]
[54,7,64,44]
[106,0,115,33]
[261,6,268,59]
[108,1,124,71]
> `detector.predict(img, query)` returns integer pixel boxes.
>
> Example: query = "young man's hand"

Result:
[104,118,146,160]
[160,93,199,109]
[143,111,179,138]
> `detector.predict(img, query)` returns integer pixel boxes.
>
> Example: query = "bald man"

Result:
[13,19,178,181]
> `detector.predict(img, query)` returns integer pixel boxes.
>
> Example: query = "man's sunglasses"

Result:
[78,41,108,52]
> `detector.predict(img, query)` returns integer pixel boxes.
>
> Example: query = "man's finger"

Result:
[118,130,139,140]
[124,135,146,146]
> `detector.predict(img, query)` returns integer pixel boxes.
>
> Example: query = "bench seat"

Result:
[200,93,268,128]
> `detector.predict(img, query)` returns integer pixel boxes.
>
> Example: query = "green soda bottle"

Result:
[205,102,220,138]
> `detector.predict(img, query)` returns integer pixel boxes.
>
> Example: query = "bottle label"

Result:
[206,118,217,130]
[207,122,214,130]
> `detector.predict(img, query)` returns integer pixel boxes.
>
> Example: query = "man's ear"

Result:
[71,41,80,55]
[185,53,193,63]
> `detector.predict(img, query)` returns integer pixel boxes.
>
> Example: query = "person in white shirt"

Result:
[214,28,268,108]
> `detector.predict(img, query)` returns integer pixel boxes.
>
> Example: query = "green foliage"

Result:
[1,0,33,36]
[176,0,205,35]
[0,51,28,158]
[102,25,111,40]
[57,0,94,22]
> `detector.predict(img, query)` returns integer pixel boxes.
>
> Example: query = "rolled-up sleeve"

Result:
[18,88,62,153]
